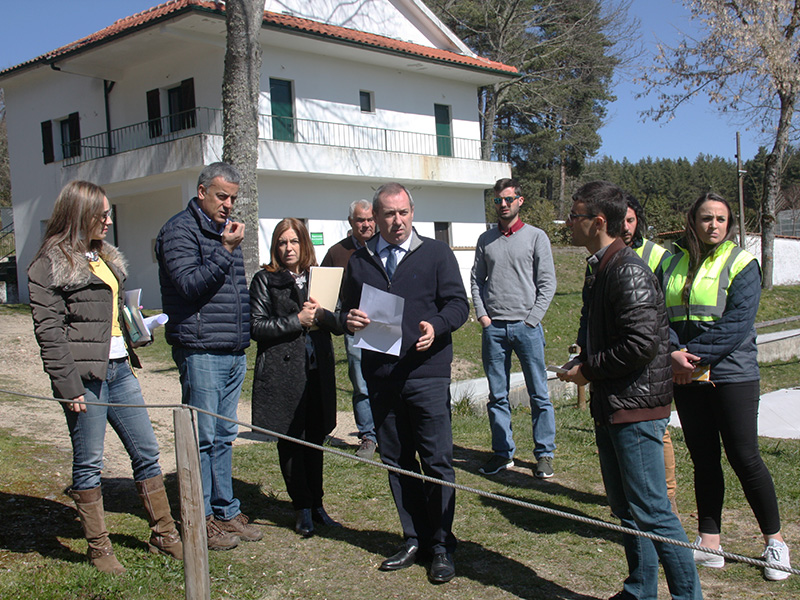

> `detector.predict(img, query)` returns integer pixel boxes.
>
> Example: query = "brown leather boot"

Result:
[68,486,126,575]
[135,474,183,560]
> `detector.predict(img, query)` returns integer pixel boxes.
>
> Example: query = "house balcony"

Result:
[64,107,508,187]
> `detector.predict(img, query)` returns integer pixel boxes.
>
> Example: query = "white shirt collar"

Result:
[376,234,412,255]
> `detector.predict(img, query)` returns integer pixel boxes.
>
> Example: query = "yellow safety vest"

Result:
[662,240,756,323]
[634,239,668,273]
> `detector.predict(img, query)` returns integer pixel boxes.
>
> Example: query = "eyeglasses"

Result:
[97,208,114,221]
[493,195,520,205]
[567,212,594,221]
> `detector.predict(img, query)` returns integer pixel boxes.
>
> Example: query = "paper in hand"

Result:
[354,283,404,356]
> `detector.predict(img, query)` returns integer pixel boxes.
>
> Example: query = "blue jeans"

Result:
[64,358,162,491]
[482,321,555,459]
[595,418,702,600]
[172,348,246,520]
[344,334,376,442]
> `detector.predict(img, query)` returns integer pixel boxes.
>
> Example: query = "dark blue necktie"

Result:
[385,245,398,279]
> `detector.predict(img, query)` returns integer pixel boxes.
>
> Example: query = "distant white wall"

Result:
[745,235,800,286]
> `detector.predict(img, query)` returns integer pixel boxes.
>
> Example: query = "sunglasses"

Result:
[493,195,520,205]
[567,212,594,221]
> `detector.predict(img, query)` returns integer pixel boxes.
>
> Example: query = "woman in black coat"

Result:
[250,218,342,537]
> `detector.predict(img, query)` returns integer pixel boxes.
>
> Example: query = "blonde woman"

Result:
[28,181,181,574]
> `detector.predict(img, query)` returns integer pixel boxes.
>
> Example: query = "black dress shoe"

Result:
[379,544,419,571]
[294,509,314,538]
[428,552,455,584]
[312,506,342,527]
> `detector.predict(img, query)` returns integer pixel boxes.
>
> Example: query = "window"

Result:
[359,90,374,113]
[146,88,162,138]
[434,221,451,245]
[41,121,55,164]
[434,104,452,157]
[168,78,196,132]
[146,78,196,138]
[270,78,295,142]
[40,112,80,163]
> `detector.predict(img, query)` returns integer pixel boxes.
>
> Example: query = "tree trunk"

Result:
[759,90,795,290]
[222,0,263,283]
[558,159,567,218]
[480,85,498,161]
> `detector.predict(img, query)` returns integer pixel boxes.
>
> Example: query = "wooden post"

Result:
[568,343,587,410]
[576,383,586,411]
[174,407,210,600]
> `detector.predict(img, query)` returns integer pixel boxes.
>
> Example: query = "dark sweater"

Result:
[321,235,361,270]
[339,231,468,381]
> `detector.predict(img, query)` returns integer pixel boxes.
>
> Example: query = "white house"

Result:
[0,0,516,305]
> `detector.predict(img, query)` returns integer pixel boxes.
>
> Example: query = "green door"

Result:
[270,78,295,142]
[435,104,452,157]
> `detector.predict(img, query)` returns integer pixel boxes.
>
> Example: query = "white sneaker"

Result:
[763,539,791,581]
[693,536,725,568]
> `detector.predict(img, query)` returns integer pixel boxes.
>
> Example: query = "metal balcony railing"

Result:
[63,107,494,166]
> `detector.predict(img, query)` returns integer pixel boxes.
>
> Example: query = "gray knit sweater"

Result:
[470,223,556,326]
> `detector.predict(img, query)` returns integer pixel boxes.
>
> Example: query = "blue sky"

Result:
[0,0,767,163]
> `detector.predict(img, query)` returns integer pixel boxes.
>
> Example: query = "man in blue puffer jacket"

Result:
[156,162,261,550]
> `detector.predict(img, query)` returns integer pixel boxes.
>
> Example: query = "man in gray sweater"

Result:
[470,178,557,478]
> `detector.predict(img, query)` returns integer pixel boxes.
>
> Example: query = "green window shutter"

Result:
[270,78,295,142]
[434,104,452,157]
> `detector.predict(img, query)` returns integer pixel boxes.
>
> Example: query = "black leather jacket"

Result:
[577,239,673,425]
[249,268,342,434]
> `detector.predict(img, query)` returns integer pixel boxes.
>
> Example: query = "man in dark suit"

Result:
[340,182,468,584]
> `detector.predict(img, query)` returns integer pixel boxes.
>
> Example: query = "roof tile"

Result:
[1,0,517,77]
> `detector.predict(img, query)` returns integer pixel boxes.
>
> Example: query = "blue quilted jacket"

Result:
[155,199,250,352]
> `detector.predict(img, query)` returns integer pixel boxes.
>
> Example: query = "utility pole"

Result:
[736,132,747,248]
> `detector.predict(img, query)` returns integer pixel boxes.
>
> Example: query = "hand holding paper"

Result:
[353,284,404,356]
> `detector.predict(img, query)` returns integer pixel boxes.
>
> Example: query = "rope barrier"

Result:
[1,386,797,577]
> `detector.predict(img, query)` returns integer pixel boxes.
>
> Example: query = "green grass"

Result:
[1,248,798,598]
[1,400,798,599]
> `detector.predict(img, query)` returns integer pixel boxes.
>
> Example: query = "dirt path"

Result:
[0,311,360,480]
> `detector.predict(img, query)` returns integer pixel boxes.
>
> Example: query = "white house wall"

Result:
[262,43,480,138]
[255,175,488,293]
[113,185,189,308]
[4,69,109,296]
[264,0,440,48]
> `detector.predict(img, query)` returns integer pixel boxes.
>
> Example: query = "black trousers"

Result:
[277,372,326,510]
[368,376,456,555]
[674,380,781,535]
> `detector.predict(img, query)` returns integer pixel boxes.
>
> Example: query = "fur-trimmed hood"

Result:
[46,242,128,289]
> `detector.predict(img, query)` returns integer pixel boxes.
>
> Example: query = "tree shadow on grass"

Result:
[455,538,602,600]
[454,442,608,507]
[0,491,84,563]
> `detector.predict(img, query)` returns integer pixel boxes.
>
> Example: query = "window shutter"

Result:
[67,112,81,157]
[41,120,54,164]
[147,88,162,138]
[180,78,196,128]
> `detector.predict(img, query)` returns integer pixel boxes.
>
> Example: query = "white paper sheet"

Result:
[143,313,169,334]
[354,283,404,356]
